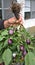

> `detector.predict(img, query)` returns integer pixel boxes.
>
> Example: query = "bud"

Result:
[26,39,30,45]
[20,45,24,51]
[9,29,13,35]
[13,53,16,58]
[8,39,12,44]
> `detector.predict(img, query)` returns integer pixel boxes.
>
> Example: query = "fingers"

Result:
[19,16,22,22]
[4,16,23,28]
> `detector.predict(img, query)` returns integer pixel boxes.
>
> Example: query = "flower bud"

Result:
[20,45,24,51]
[13,53,16,58]
[9,29,13,35]
[8,39,12,44]
[26,39,30,45]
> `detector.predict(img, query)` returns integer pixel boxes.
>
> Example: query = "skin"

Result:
[4,16,23,28]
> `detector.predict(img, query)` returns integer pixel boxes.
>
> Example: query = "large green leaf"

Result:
[2,48,12,65]
[25,52,35,65]
[1,30,8,36]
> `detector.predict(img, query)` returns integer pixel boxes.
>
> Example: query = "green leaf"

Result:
[17,45,20,52]
[0,43,3,51]
[1,30,8,36]
[28,45,34,50]
[0,57,3,63]
[25,52,35,65]
[3,39,8,47]
[0,36,5,41]
[2,48,12,65]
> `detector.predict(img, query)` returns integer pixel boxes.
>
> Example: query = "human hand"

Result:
[4,17,16,28]
[4,16,23,28]
[7,16,23,26]
[16,16,23,25]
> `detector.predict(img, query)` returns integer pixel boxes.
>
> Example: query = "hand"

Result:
[4,17,16,28]
[16,16,23,25]
[4,16,23,28]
